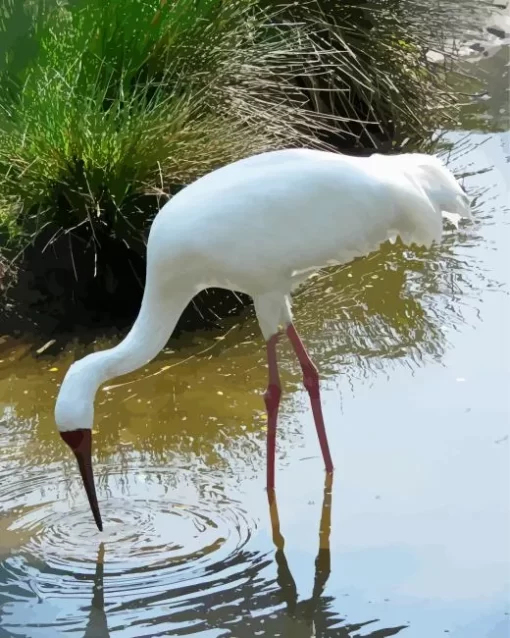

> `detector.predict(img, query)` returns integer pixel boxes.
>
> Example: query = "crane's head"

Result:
[55,364,103,532]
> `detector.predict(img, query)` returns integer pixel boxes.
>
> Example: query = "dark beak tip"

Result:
[95,512,104,532]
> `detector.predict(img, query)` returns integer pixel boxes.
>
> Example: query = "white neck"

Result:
[66,284,192,396]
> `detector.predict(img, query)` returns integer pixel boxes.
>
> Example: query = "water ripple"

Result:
[0,463,258,637]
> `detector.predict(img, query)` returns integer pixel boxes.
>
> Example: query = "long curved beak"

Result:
[60,429,103,532]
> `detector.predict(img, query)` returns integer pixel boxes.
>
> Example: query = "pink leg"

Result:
[264,333,282,491]
[286,323,334,473]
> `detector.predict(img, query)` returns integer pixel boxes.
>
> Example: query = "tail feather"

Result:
[387,153,472,220]
[368,152,472,248]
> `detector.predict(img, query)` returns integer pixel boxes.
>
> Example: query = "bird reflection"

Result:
[83,543,110,638]
[80,477,405,637]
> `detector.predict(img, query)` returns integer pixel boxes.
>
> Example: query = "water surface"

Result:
[0,42,509,638]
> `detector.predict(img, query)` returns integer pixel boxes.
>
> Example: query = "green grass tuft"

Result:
[0,0,495,291]
[0,0,338,261]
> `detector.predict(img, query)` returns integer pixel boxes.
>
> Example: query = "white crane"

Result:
[54,148,472,531]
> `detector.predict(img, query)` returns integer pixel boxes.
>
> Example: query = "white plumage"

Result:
[54,148,472,531]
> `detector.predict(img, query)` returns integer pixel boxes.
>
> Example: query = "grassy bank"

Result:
[0,0,493,334]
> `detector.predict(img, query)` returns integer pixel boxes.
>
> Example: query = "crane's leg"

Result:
[286,324,334,473]
[264,333,282,491]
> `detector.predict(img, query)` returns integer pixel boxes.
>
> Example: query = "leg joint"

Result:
[264,382,282,406]
[303,364,319,395]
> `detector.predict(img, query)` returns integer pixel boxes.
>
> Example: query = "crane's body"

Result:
[55,148,472,531]
[146,149,463,319]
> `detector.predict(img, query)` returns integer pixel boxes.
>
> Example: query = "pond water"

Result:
[0,42,509,638]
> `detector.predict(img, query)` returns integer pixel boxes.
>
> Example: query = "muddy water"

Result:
[0,49,509,638]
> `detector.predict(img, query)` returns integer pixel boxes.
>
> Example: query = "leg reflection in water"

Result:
[84,543,110,638]
[267,474,407,638]
[267,473,333,637]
